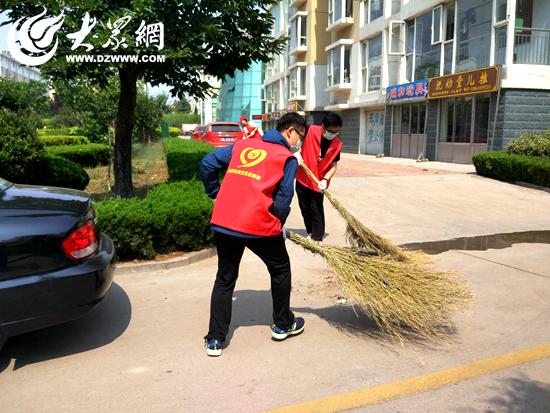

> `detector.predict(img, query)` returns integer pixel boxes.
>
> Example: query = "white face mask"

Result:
[324,131,338,140]
[290,138,302,153]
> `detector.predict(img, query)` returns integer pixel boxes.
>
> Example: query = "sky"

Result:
[0,10,175,102]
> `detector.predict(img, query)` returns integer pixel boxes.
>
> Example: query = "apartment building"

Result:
[265,0,550,163]
[0,50,43,82]
[263,0,333,130]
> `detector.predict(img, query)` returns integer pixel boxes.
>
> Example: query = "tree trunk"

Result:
[114,66,139,199]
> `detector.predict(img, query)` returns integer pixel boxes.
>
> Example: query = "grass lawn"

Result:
[85,141,170,201]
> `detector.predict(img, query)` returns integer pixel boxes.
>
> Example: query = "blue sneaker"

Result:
[205,339,222,356]
[271,317,305,340]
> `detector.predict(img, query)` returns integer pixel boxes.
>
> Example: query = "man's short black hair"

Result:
[276,112,307,133]
[322,112,343,128]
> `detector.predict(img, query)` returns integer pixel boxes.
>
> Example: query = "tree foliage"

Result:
[3,1,285,198]
[0,76,49,117]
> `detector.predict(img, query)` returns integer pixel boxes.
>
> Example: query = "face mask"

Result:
[324,131,338,140]
[290,139,302,153]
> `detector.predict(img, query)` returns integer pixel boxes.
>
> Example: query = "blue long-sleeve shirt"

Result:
[199,129,298,238]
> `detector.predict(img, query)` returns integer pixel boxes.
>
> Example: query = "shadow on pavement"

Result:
[224,289,456,350]
[0,283,131,373]
[472,373,550,413]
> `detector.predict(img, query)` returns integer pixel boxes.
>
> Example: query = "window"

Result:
[405,10,442,82]
[362,35,382,93]
[291,14,307,50]
[368,0,384,23]
[329,0,353,26]
[456,0,493,71]
[327,45,352,87]
[290,67,306,99]
[432,6,442,44]
[443,2,455,75]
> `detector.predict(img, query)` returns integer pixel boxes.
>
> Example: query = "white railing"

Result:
[514,28,550,65]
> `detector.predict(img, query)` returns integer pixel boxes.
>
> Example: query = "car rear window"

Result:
[198,126,206,132]
[0,177,12,191]
[211,124,242,133]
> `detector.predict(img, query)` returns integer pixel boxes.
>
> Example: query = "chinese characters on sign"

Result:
[367,111,384,144]
[427,66,499,99]
[386,79,429,105]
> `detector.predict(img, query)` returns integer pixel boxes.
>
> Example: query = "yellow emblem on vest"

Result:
[238,147,267,168]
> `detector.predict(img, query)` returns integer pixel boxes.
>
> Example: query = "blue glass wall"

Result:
[216,61,265,122]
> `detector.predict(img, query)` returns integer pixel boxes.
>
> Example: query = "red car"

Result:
[202,122,244,148]
[191,125,206,141]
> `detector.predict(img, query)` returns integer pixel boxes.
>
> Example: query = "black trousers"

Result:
[205,231,295,342]
[296,180,325,241]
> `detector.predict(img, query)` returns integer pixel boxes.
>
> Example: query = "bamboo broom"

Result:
[298,160,414,262]
[287,231,473,341]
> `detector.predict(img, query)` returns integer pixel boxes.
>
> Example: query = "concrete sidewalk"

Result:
[1,159,549,413]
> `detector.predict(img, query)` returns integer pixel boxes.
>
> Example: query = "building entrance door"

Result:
[391,103,427,159]
[438,94,490,163]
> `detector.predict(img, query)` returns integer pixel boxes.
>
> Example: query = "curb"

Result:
[115,247,217,274]
[516,181,550,194]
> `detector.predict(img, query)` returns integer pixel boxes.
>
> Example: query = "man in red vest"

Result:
[295,112,343,242]
[239,115,264,139]
[199,112,307,356]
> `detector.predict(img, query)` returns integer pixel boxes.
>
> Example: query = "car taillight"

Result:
[62,220,99,259]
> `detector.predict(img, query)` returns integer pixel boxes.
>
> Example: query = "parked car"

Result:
[0,177,116,350]
[202,122,244,148]
[191,125,206,141]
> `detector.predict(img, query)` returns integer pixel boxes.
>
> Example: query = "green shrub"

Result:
[42,118,51,126]
[0,111,46,184]
[47,143,110,167]
[163,138,215,182]
[473,151,550,188]
[169,127,180,137]
[39,127,83,136]
[39,135,89,146]
[163,113,201,127]
[95,179,214,260]
[35,155,90,190]
[507,129,550,158]
[95,197,157,259]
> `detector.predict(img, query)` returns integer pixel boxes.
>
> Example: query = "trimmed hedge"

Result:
[95,179,214,260]
[36,155,90,190]
[39,135,89,146]
[472,151,550,188]
[47,143,110,167]
[163,138,215,182]
[38,127,83,136]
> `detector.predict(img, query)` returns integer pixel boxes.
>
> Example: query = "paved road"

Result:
[1,155,549,412]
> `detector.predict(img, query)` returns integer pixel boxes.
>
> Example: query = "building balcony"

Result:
[290,0,306,8]
[326,17,354,33]
[290,45,307,56]
[513,29,550,65]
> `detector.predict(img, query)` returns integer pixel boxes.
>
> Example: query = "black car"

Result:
[0,177,116,349]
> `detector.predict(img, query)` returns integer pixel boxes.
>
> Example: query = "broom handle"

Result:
[297,159,329,190]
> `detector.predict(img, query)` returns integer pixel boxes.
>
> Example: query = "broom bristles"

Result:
[298,162,416,262]
[287,231,474,341]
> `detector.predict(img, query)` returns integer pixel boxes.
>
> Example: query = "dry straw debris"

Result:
[287,231,473,342]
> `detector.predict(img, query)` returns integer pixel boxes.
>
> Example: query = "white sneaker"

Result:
[306,233,312,239]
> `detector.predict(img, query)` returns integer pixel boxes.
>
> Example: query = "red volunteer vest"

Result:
[211,139,294,236]
[243,122,263,139]
[295,125,343,192]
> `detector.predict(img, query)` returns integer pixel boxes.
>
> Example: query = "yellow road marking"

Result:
[264,343,550,413]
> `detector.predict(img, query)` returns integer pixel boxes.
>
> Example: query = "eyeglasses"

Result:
[291,127,306,141]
